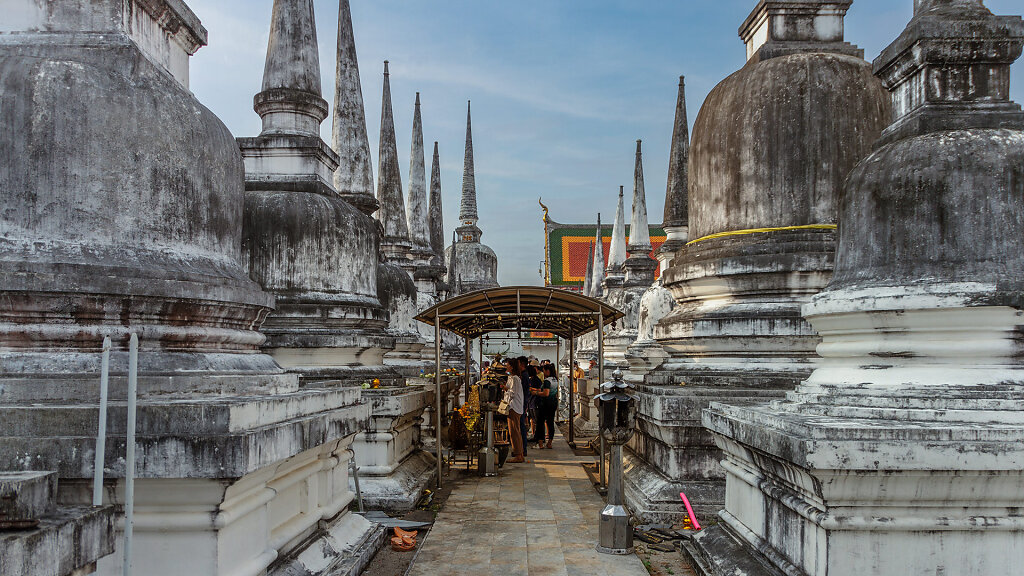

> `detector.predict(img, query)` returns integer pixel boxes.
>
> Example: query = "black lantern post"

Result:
[595,369,636,554]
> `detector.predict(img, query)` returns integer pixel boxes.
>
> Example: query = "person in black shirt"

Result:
[532,364,558,449]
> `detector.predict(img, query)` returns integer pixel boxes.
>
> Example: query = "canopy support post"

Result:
[598,311,606,491]
[435,311,443,490]
[464,337,471,405]
[568,331,575,448]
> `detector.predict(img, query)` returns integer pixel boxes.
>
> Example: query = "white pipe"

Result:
[123,333,138,576]
[92,336,111,506]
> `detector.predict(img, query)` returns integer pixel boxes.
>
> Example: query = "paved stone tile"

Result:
[408,430,648,576]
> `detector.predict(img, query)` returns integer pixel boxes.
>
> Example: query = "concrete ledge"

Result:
[0,388,370,479]
[269,511,386,576]
[623,452,724,523]
[0,472,56,524]
[682,523,789,576]
[0,505,116,576]
[354,450,437,512]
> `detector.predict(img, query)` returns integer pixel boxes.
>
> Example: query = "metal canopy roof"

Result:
[414,286,624,339]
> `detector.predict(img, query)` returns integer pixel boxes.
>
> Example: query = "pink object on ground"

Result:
[679,491,701,530]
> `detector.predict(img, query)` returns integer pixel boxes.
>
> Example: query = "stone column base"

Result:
[269,511,385,576]
[352,450,437,512]
[622,450,724,524]
[697,399,1024,576]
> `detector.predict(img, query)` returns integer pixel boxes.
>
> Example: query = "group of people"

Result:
[500,356,560,463]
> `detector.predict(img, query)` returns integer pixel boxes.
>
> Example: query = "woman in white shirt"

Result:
[505,357,526,463]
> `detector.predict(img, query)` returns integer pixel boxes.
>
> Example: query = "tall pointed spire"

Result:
[583,241,594,297]
[624,140,657,287]
[449,100,499,292]
[376,60,410,250]
[255,0,328,137]
[664,76,689,230]
[628,140,652,254]
[429,141,445,267]
[591,214,605,299]
[459,101,479,227]
[238,0,397,385]
[331,0,377,214]
[406,93,430,252]
[607,186,627,274]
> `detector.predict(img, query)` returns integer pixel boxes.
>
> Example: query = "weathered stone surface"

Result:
[0,505,115,576]
[624,79,689,384]
[268,512,385,576]
[590,213,605,298]
[684,55,887,240]
[239,0,395,384]
[682,523,788,576]
[623,141,657,288]
[406,93,432,257]
[0,4,390,575]
[662,76,690,232]
[697,3,1024,575]
[0,1,280,376]
[350,386,436,511]
[658,76,690,261]
[376,61,412,262]
[447,102,499,294]
[330,0,378,214]
[0,471,55,523]
[379,261,428,376]
[606,187,628,283]
[635,0,890,522]
[0,386,369,479]
[428,142,448,282]
[79,433,372,576]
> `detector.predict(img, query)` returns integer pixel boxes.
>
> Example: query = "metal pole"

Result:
[123,333,138,576]
[568,331,575,447]
[434,313,443,489]
[598,313,606,491]
[597,442,632,554]
[349,454,364,513]
[599,411,606,490]
[93,337,111,507]
[556,338,561,371]
[555,338,561,423]
[464,338,471,404]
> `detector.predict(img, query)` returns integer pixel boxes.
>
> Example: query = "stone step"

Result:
[0,472,56,526]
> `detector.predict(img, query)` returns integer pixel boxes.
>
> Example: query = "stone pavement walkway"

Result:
[407,431,650,576]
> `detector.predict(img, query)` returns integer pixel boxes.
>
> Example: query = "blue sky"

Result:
[187,0,1024,286]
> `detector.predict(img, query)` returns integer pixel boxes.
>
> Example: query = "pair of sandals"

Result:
[390,527,418,551]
